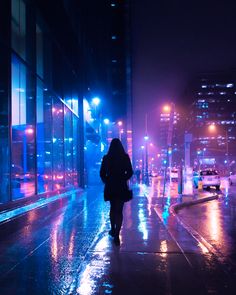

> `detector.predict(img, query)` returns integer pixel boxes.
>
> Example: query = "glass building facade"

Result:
[0,0,132,205]
[0,0,84,204]
[187,72,236,170]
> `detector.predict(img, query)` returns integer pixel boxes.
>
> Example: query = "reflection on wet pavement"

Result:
[178,183,236,264]
[0,182,235,294]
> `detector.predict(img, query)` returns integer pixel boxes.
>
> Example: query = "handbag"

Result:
[123,188,133,202]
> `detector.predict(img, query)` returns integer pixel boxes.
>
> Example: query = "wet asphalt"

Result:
[0,182,235,294]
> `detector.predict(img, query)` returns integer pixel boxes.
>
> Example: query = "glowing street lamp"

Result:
[144,135,150,186]
[208,123,216,133]
[91,97,101,134]
[163,105,171,113]
[141,146,145,183]
[92,97,100,106]
[103,118,110,125]
[208,123,229,173]
[117,121,123,140]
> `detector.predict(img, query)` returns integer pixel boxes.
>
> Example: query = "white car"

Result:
[229,173,236,185]
[200,170,220,190]
[170,169,178,181]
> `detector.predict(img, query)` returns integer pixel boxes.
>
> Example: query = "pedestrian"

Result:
[100,138,133,245]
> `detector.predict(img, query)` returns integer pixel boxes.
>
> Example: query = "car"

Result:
[229,172,236,185]
[200,169,220,190]
[170,169,178,181]
[149,171,158,177]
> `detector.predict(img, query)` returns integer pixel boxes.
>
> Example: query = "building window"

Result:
[36,79,53,193]
[64,105,73,186]
[11,0,26,60]
[11,55,36,200]
[36,24,44,78]
[52,99,65,190]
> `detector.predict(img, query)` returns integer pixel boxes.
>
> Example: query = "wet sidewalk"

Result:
[0,185,234,294]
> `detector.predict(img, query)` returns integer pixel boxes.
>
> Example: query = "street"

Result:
[177,183,236,270]
[0,180,236,294]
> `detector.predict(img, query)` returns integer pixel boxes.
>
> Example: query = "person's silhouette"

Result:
[100,138,133,245]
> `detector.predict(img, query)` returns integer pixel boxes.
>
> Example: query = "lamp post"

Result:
[164,103,175,171]
[103,118,110,146]
[144,135,149,186]
[208,123,229,173]
[117,120,123,141]
[91,97,101,134]
[141,145,145,183]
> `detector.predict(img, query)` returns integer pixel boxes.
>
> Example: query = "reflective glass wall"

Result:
[0,0,83,204]
[11,55,36,199]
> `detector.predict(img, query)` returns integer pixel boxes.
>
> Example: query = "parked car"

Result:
[229,172,236,185]
[170,169,178,181]
[200,169,220,190]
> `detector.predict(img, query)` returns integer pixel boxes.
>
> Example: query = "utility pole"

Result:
[145,113,150,186]
[167,103,175,171]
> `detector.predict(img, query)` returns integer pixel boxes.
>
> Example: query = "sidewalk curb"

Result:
[170,194,219,215]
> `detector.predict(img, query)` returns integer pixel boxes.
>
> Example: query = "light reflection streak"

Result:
[51,214,64,262]
[68,228,76,257]
[138,207,148,240]
[83,197,88,228]
[0,189,82,223]
[160,240,168,257]
[208,202,220,242]
[198,242,209,254]
[125,201,132,229]
[76,223,110,295]
[77,265,95,295]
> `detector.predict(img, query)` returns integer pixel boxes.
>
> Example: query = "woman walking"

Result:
[100,138,133,245]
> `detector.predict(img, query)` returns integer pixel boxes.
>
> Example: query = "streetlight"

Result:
[208,123,229,173]
[144,135,149,186]
[141,145,145,182]
[102,118,110,146]
[162,103,175,174]
[117,120,123,140]
[92,97,100,106]
[163,105,171,113]
[91,97,101,134]
[103,118,110,125]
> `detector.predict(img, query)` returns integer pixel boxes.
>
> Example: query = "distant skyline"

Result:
[131,0,236,151]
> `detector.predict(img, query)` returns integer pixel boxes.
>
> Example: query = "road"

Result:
[177,183,236,271]
[0,180,235,294]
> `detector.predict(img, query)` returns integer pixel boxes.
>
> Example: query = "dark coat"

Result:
[100,153,133,201]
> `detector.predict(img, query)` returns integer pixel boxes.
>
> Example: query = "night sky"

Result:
[132,0,236,150]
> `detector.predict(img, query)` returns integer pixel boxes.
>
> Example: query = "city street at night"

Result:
[1,0,236,294]
[0,181,236,294]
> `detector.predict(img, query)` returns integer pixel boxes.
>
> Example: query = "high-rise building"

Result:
[159,104,181,168]
[76,0,132,152]
[0,0,132,206]
[187,71,236,170]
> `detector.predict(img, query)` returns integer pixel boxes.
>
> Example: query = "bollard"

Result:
[178,166,183,195]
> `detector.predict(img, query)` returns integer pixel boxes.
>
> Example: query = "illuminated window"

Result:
[11,55,36,199]
[111,35,117,40]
